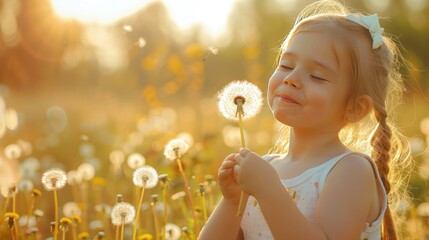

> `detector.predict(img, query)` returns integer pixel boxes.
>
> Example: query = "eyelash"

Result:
[279,64,328,82]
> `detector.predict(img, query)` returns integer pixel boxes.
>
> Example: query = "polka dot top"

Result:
[240,151,387,240]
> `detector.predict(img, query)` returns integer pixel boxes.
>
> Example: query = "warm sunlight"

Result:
[50,0,238,37]
[162,0,238,37]
[50,0,152,25]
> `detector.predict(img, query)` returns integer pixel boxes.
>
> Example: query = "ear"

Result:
[345,95,373,123]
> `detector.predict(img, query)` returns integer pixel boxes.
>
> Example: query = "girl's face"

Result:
[267,31,351,133]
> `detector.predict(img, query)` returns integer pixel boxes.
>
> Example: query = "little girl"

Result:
[199,0,412,239]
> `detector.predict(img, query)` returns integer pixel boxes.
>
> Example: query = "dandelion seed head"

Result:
[1,183,17,198]
[218,80,263,121]
[111,202,135,226]
[109,150,125,166]
[18,215,36,228]
[63,202,82,217]
[164,223,181,240]
[127,153,146,169]
[132,166,158,189]
[41,169,67,191]
[164,138,189,160]
[4,144,22,159]
[18,179,33,192]
[77,163,95,181]
[67,170,82,185]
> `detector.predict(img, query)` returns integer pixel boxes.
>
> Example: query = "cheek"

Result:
[267,75,279,109]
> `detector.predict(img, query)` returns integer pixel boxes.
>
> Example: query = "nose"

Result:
[283,70,301,89]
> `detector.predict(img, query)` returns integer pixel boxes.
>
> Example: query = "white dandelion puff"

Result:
[1,183,17,198]
[164,223,181,240]
[77,163,95,181]
[63,202,82,217]
[127,153,146,169]
[67,170,82,185]
[218,80,263,121]
[110,150,125,166]
[111,202,135,226]
[164,138,189,160]
[132,166,159,189]
[41,169,67,191]
[18,179,33,192]
[4,144,22,160]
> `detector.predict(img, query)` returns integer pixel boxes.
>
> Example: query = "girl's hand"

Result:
[234,148,280,198]
[218,153,242,206]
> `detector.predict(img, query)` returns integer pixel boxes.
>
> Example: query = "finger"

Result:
[233,164,240,175]
[239,148,250,158]
[224,153,238,162]
[236,154,246,165]
[220,160,236,169]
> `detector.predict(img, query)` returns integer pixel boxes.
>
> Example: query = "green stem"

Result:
[176,158,199,236]
[151,203,160,240]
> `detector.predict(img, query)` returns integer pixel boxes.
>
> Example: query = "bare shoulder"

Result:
[328,153,375,182]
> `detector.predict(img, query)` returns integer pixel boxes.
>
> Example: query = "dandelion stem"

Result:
[120,224,125,240]
[14,219,20,239]
[115,225,119,240]
[53,189,59,240]
[26,197,35,230]
[10,227,16,240]
[176,158,199,236]
[62,230,66,240]
[236,105,249,217]
[151,201,160,240]
[132,186,146,240]
[162,186,168,239]
[201,193,208,222]
[72,224,77,240]
[2,196,10,219]
[12,194,16,213]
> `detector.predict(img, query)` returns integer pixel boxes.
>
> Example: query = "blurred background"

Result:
[0,0,428,239]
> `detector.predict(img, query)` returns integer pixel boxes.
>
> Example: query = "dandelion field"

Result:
[1,0,429,239]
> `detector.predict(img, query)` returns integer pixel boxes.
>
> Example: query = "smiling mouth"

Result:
[278,95,299,104]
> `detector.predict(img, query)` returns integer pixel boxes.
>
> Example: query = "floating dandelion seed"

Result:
[41,169,67,191]
[218,80,263,121]
[132,166,159,189]
[163,138,189,160]
[136,37,146,48]
[123,25,133,32]
[164,223,181,240]
[203,46,219,61]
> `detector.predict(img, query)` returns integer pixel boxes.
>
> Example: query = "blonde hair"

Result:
[271,1,412,239]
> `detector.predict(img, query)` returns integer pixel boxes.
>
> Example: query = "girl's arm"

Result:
[198,197,245,240]
[237,150,376,239]
[198,153,246,240]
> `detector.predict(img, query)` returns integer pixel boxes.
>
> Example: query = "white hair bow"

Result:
[346,14,384,49]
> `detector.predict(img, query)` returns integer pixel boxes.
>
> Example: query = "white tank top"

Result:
[241,151,387,240]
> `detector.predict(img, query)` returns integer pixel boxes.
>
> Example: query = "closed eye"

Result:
[310,75,327,81]
[279,65,293,70]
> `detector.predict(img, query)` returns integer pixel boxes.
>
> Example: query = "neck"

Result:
[286,128,348,161]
